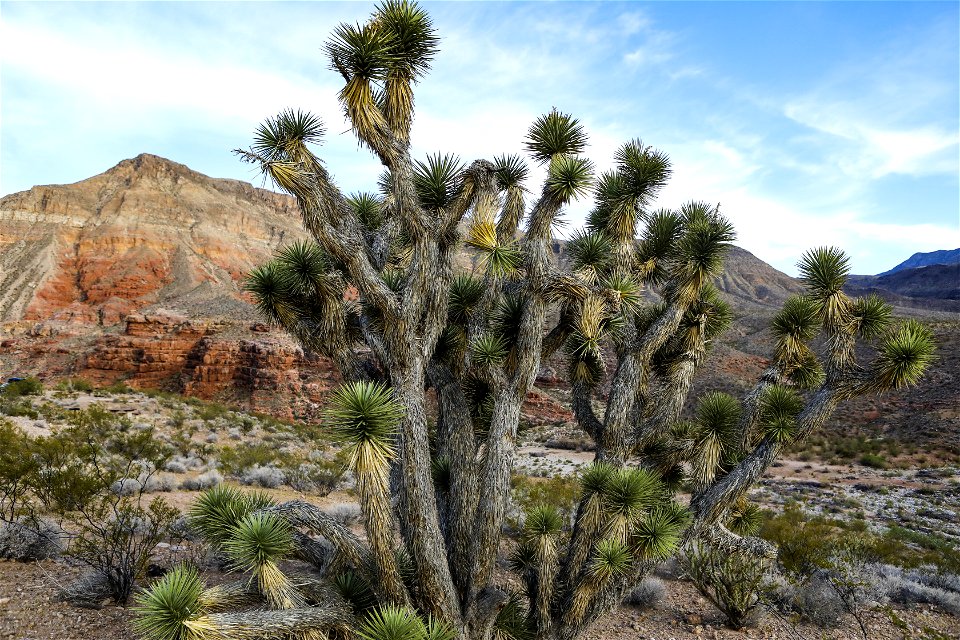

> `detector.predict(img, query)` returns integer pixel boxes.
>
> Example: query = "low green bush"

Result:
[56,378,95,393]
[1,376,43,398]
[682,542,771,629]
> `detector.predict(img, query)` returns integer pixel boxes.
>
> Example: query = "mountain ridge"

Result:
[879,248,960,276]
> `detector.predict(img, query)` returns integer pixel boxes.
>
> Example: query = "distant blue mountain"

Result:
[879,248,960,276]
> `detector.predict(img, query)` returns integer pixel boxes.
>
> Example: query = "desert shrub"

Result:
[286,461,344,494]
[56,378,95,393]
[1,376,43,397]
[2,405,178,604]
[682,542,771,629]
[180,470,223,491]
[871,564,960,616]
[859,453,887,469]
[0,399,39,419]
[0,421,38,522]
[218,443,279,475]
[769,571,846,628]
[99,381,133,395]
[818,542,888,639]
[240,464,286,488]
[762,503,960,575]
[163,459,188,474]
[0,519,64,561]
[325,503,362,526]
[111,478,144,496]
[623,576,666,610]
[196,402,230,422]
[56,570,114,609]
[143,474,177,493]
[510,474,578,522]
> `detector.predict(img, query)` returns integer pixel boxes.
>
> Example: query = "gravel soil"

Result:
[2,559,958,640]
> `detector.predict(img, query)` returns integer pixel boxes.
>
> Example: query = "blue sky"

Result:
[1,1,957,276]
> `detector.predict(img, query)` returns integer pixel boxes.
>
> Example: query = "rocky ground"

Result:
[1,388,959,639]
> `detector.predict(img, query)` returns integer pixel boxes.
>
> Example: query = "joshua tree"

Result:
[134,2,934,639]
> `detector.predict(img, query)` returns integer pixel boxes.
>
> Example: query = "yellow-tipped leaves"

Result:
[326,21,391,82]
[669,203,736,303]
[691,392,741,487]
[413,153,463,212]
[726,499,763,537]
[613,139,672,207]
[465,217,522,276]
[222,512,305,610]
[632,506,686,561]
[588,538,633,581]
[601,468,662,541]
[133,565,206,640]
[545,155,595,204]
[356,603,456,640]
[373,0,440,80]
[252,109,325,163]
[798,246,850,298]
[328,381,403,475]
[525,109,588,164]
[851,294,892,340]
[865,320,936,392]
[758,384,803,443]
[188,485,275,549]
[798,247,852,326]
[523,504,564,539]
[567,229,612,281]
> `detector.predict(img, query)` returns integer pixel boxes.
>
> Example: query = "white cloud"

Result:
[783,101,959,179]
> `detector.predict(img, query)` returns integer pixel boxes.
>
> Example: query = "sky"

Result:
[1,1,957,276]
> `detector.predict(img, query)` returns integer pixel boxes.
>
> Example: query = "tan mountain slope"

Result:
[0,153,305,326]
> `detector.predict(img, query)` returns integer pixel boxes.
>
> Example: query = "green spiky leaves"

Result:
[614,139,672,206]
[851,294,892,340]
[669,202,736,303]
[545,155,595,204]
[798,247,852,325]
[244,241,342,338]
[492,592,533,640]
[223,513,294,574]
[252,109,325,163]
[798,246,850,299]
[465,218,522,276]
[448,273,485,324]
[588,538,633,581]
[413,153,463,212]
[350,192,386,230]
[471,334,509,368]
[634,209,683,284]
[525,109,588,164]
[357,605,452,640]
[494,154,530,191]
[758,384,804,443]
[188,485,275,549]
[632,506,686,561]
[601,468,662,541]
[328,381,403,476]
[523,504,564,538]
[691,392,741,488]
[133,565,206,640]
[567,230,612,281]
[726,500,763,537]
[373,0,440,80]
[866,320,936,392]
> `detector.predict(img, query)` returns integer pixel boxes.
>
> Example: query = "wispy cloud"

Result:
[1,1,956,276]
